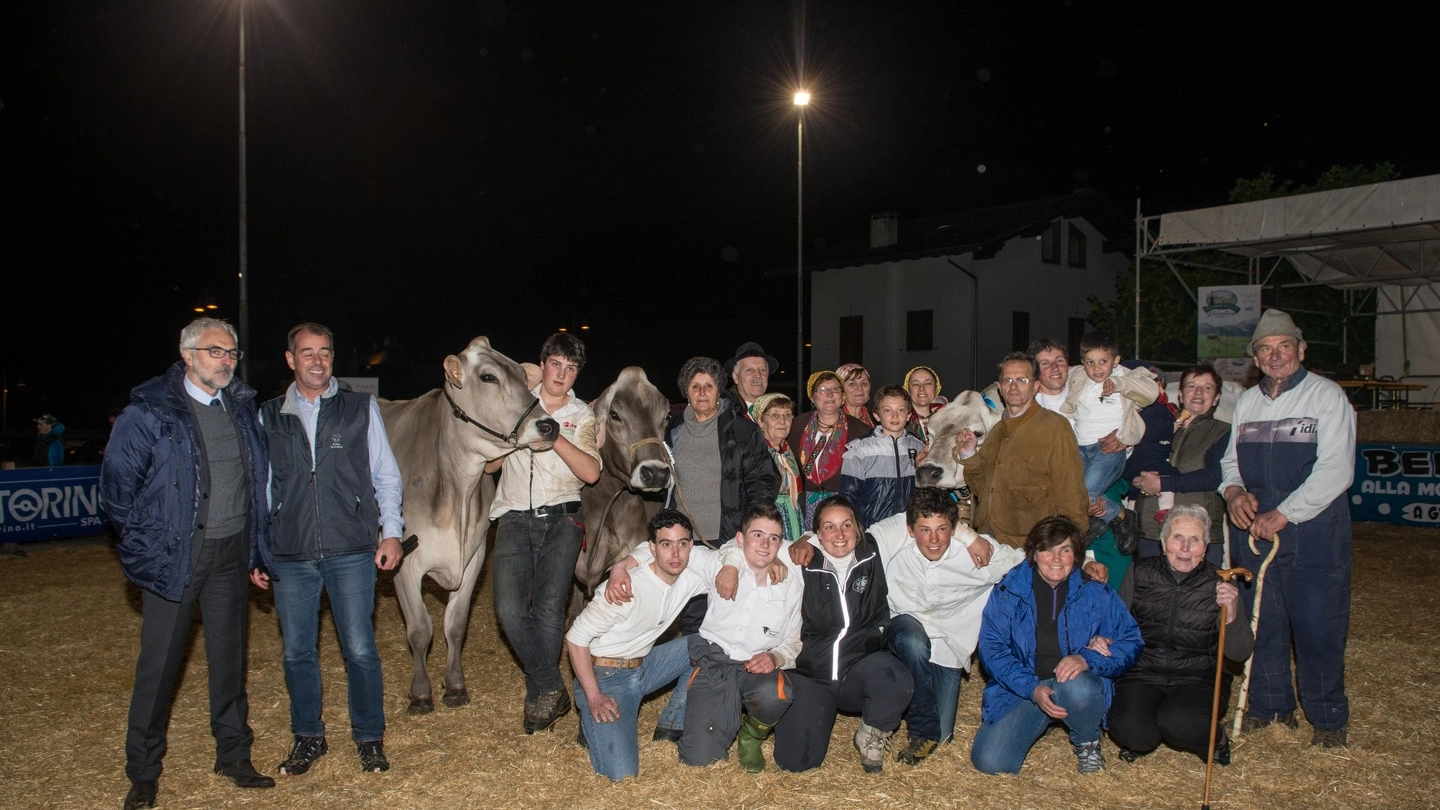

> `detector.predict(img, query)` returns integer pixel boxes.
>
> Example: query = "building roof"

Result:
[806,189,1134,274]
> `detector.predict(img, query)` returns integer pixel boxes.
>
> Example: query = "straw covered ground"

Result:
[2,521,1436,810]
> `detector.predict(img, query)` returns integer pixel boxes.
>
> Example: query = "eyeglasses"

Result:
[813,386,842,396]
[1000,377,1032,386]
[188,346,244,361]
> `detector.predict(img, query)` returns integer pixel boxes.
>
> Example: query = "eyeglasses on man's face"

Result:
[188,346,243,361]
[999,377,1032,387]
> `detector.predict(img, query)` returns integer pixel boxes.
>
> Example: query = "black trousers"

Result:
[125,531,254,782]
[773,651,914,772]
[1107,677,1230,761]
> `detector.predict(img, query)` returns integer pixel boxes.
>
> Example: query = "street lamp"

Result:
[237,0,250,368]
[794,90,809,403]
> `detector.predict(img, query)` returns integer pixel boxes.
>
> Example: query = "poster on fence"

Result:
[1197,284,1262,361]
[1350,444,1440,525]
[0,465,109,543]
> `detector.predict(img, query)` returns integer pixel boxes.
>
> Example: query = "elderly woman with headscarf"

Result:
[1107,503,1253,765]
[904,365,947,443]
[970,516,1141,776]
[788,371,871,529]
[835,362,874,429]
[751,392,804,542]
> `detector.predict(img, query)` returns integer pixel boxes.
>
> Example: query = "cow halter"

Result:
[441,383,542,447]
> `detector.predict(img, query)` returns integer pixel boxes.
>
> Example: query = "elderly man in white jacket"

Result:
[791,486,1026,766]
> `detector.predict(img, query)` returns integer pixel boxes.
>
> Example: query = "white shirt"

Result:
[1072,366,1130,445]
[491,386,602,517]
[565,557,707,659]
[1035,389,1069,417]
[645,542,805,669]
[865,512,1025,670]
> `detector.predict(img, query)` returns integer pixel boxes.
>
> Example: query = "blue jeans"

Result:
[493,508,585,698]
[653,634,695,733]
[1079,442,1126,522]
[887,614,962,743]
[272,551,385,742]
[574,637,691,781]
[970,671,1106,774]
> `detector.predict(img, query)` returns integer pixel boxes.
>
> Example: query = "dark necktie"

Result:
[210,398,222,409]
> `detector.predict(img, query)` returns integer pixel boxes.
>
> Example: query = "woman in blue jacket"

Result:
[971,516,1142,775]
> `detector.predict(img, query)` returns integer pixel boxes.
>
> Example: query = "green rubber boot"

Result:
[736,715,775,773]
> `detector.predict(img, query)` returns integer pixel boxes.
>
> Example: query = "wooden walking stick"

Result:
[1203,566,1252,810]
[1231,532,1280,740]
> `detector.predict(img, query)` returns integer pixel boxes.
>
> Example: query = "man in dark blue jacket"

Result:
[101,317,274,810]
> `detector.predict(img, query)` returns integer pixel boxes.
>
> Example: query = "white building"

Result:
[809,191,1133,392]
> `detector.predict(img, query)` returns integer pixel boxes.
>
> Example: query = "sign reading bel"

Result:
[1350,444,1440,525]
[0,465,109,543]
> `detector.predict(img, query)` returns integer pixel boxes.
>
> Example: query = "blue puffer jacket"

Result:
[100,362,269,601]
[976,560,1142,725]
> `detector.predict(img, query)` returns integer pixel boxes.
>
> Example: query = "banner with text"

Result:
[0,465,110,543]
[1350,443,1440,526]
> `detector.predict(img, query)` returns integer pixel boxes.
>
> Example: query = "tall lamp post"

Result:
[794,90,809,403]
[237,0,250,367]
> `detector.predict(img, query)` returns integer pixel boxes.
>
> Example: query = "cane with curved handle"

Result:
[1230,532,1279,740]
[1204,566,1253,810]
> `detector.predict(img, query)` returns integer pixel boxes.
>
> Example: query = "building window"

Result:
[839,316,864,365]
[906,310,933,352]
[1068,317,1087,364]
[1068,223,1088,268]
[1041,220,1062,264]
[1012,311,1030,352]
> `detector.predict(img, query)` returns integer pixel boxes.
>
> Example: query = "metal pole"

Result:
[796,110,804,403]
[238,0,249,368]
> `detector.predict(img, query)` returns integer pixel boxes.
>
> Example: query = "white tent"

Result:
[1137,174,1440,405]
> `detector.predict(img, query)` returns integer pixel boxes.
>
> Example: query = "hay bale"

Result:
[1357,409,1440,444]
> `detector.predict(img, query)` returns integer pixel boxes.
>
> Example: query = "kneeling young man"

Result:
[868,487,1025,764]
[606,503,801,773]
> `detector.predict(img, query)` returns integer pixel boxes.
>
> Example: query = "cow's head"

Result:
[592,366,671,491]
[442,337,558,454]
[915,383,1003,490]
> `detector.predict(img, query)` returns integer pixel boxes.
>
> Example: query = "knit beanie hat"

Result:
[1247,309,1304,356]
[903,365,942,396]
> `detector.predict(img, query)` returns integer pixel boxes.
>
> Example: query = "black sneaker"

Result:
[1083,516,1109,544]
[1110,508,1139,555]
[278,735,328,776]
[357,739,390,773]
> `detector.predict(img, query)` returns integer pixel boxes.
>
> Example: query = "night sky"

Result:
[5,1,1435,434]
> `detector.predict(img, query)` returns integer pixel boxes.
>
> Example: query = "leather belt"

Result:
[528,501,581,519]
[592,655,644,669]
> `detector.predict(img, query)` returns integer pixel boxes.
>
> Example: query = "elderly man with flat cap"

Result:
[1220,309,1355,748]
[723,342,778,421]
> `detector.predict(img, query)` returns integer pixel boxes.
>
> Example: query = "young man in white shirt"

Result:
[487,333,602,734]
[565,510,709,781]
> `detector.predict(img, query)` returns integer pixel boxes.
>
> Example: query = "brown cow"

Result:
[573,366,672,600]
[380,337,558,714]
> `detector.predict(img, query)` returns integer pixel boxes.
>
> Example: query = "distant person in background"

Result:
[835,363,875,429]
[101,317,274,810]
[32,413,65,466]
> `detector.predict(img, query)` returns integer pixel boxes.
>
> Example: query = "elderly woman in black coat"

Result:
[1107,504,1253,764]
